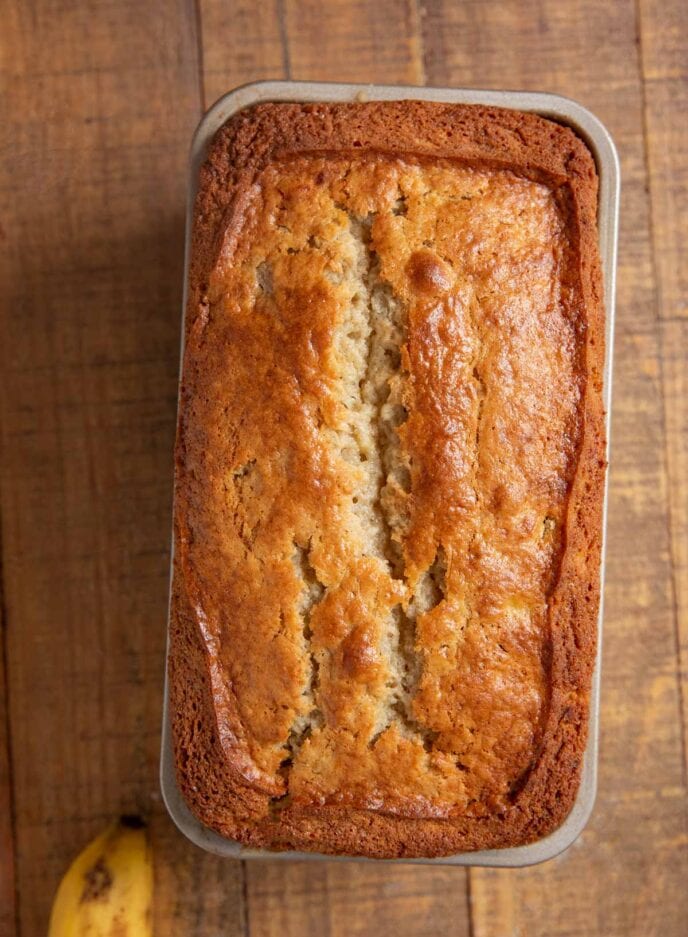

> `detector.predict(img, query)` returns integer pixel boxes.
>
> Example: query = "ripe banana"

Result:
[48,815,153,937]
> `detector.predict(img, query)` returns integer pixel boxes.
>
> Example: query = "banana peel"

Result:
[48,816,153,937]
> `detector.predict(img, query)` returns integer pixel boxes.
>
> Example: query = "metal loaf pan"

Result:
[161,80,620,867]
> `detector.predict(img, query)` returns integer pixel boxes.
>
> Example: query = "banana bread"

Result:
[169,100,605,858]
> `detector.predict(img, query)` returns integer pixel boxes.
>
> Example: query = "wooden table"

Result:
[1,1,686,934]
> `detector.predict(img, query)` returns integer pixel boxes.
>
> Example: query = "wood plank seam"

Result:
[656,336,688,793]
[0,535,21,937]
[466,866,476,937]
[634,0,662,326]
[194,0,208,112]
[411,0,428,86]
[241,861,250,935]
[635,0,688,790]
[277,0,292,81]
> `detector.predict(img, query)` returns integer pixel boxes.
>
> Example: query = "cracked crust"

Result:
[169,101,605,858]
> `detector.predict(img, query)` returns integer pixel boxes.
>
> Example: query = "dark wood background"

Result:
[1,1,686,934]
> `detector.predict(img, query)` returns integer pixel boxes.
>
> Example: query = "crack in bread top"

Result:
[178,152,584,820]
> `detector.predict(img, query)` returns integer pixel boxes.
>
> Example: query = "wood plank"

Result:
[200,0,425,109]
[246,863,470,937]
[197,3,469,934]
[0,598,16,937]
[421,0,688,933]
[151,814,247,933]
[640,0,688,773]
[639,0,688,319]
[0,2,245,934]
[282,0,424,84]
[200,0,287,107]
[660,320,688,780]
[472,790,688,936]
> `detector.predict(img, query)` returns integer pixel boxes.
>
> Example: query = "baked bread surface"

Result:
[170,100,605,858]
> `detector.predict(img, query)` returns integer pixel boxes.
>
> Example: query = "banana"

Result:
[48,815,153,937]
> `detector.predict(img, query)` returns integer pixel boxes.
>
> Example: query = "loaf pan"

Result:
[161,80,619,867]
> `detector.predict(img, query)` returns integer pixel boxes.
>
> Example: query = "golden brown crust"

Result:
[170,101,605,858]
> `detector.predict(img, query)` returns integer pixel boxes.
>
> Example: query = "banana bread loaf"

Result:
[169,100,605,858]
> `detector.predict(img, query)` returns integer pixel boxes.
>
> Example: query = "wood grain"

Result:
[0,601,16,937]
[641,0,688,781]
[639,0,688,319]
[0,1,245,934]
[422,0,688,933]
[200,0,287,107]
[660,318,688,782]
[1,0,686,934]
[246,863,470,937]
[281,0,424,85]
[472,791,688,936]
[150,813,247,934]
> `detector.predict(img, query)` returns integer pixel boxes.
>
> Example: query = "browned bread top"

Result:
[169,101,605,858]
